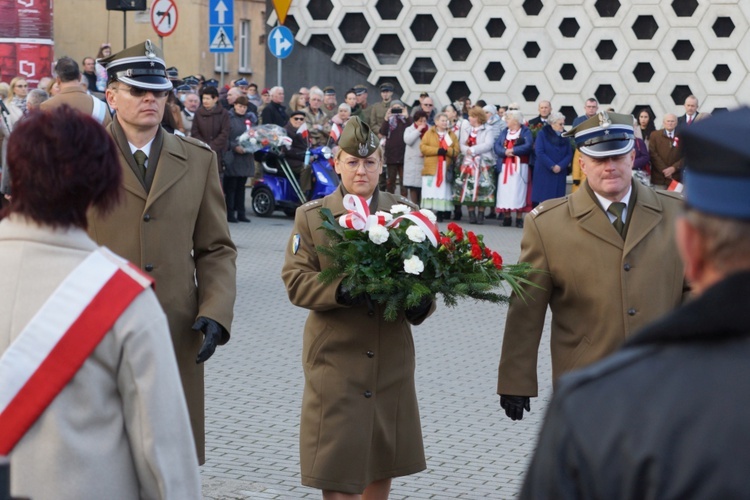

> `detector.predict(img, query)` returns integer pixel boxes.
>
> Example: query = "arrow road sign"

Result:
[268,25,294,60]
[151,0,178,37]
[209,0,234,53]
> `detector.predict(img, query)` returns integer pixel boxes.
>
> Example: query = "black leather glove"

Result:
[336,283,366,307]
[405,295,433,323]
[500,395,531,421]
[192,317,224,364]
[437,148,448,156]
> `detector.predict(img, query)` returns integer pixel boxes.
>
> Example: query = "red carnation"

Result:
[440,236,453,248]
[447,222,463,241]
[467,231,478,245]
[492,252,503,269]
[484,247,492,258]
[471,244,482,260]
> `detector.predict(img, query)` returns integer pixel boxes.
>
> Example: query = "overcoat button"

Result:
[366,351,375,358]
[145,264,154,272]
[143,214,151,222]
[623,263,631,271]
[628,308,636,316]
[364,390,372,398]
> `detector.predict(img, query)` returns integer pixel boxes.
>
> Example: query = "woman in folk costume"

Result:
[419,112,459,222]
[455,106,497,225]
[494,109,534,228]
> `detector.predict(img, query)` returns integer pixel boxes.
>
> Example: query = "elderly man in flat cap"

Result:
[497,111,689,421]
[87,40,237,464]
[521,107,750,499]
[282,117,434,499]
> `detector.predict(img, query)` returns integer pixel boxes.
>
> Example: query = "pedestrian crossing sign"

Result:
[209,26,234,52]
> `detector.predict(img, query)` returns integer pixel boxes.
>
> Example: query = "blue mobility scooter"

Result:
[251,145,340,217]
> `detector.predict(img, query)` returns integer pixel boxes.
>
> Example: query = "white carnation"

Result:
[368,224,390,245]
[419,209,437,223]
[406,225,426,243]
[390,204,411,215]
[403,255,424,275]
[374,210,393,222]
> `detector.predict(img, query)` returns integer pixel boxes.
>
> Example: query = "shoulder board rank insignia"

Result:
[530,205,543,217]
[292,234,301,255]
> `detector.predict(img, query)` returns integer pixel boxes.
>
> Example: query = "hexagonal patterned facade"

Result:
[273,0,750,119]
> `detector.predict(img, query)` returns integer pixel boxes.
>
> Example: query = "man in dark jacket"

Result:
[521,107,750,500]
[261,86,287,126]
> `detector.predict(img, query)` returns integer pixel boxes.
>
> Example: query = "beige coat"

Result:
[497,181,688,396]
[1,217,201,500]
[39,85,112,126]
[281,186,430,494]
[87,120,237,463]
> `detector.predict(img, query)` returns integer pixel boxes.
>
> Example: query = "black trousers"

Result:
[223,176,248,217]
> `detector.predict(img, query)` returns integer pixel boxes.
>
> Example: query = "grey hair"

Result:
[310,88,324,99]
[269,86,283,97]
[26,88,49,108]
[338,103,351,112]
[505,109,524,125]
[547,111,565,124]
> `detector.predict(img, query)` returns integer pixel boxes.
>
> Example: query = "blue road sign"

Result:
[268,25,294,60]
[209,0,234,53]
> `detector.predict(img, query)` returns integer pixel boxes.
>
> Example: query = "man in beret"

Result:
[368,82,394,130]
[87,40,237,464]
[321,86,337,119]
[521,107,750,498]
[497,111,688,421]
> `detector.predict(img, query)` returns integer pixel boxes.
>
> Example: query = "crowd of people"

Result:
[3,38,750,500]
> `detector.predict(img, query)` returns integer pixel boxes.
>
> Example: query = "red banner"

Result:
[0,0,54,85]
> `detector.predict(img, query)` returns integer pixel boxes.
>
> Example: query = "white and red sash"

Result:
[0,247,153,454]
[436,132,452,188]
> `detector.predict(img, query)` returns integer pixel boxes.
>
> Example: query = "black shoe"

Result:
[487,212,497,219]
[452,208,462,221]
[477,211,485,225]
[502,217,512,227]
[469,212,477,224]
[436,212,444,223]
[227,217,238,223]
[238,215,251,223]
[516,218,524,229]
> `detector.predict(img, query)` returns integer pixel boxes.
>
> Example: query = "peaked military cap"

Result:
[681,107,750,220]
[563,111,635,158]
[204,78,219,87]
[323,86,336,95]
[183,76,200,86]
[98,39,172,91]
[379,82,394,92]
[353,84,368,96]
[339,116,379,158]
[235,78,249,87]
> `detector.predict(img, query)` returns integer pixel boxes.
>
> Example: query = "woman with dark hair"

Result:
[224,95,255,222]
[638,109,656,147]
[0,105,201,499]
[402,109,429,204]
[192,85,230,175]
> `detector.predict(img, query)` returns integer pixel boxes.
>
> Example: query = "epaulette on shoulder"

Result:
[301,199,322,211]
[177,134,212,151]
[529,196,568,218]
[656,189,684,201]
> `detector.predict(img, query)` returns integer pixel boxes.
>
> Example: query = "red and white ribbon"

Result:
[339,194,439,247]
[460,156,481,203]
[389,211,440,247]
[0,247,152,454]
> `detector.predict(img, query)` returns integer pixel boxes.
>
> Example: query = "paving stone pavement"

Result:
[201,203,554,500]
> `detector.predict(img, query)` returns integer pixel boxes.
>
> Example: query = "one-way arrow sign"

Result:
[209,0,234,53]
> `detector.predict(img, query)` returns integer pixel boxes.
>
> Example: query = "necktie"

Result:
[607,202,626,238]
[134,150,147,178]
[688,115,693,125]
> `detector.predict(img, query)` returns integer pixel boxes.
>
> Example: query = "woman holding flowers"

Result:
[281,116,434,500]
[456,106,497,225]
[419,112,459,222]
[494,109,533,228]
